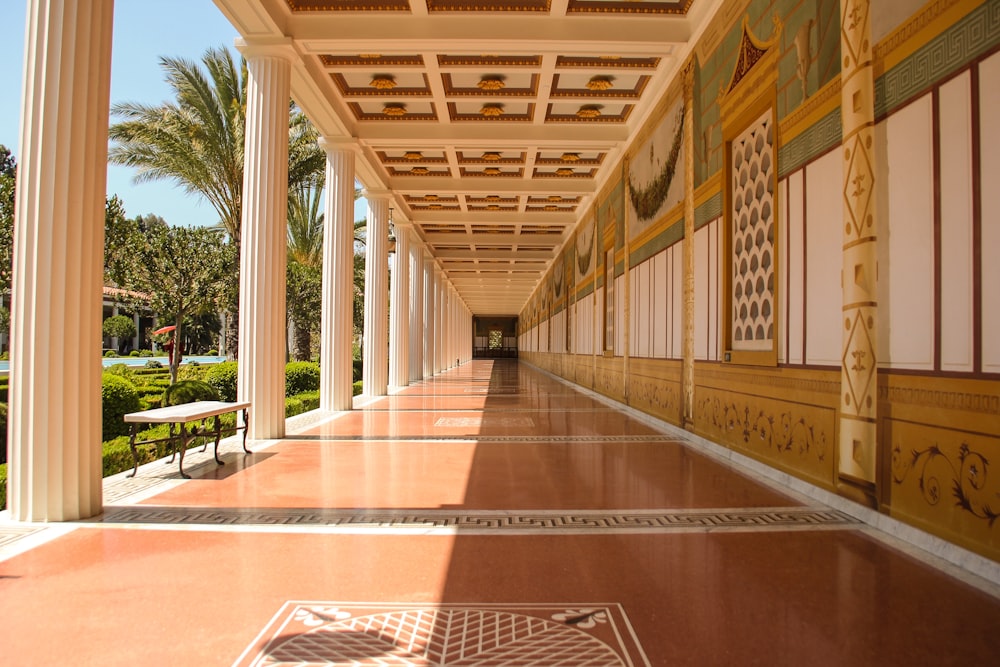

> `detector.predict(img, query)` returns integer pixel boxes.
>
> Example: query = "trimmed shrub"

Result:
[0,402,6,465]
[208,349,218,356]
[353,359,363,382]
[139,349,153,357]
[177,365,208,382]
[163,380,220,406]
[105,363,136,384]
[144,359,163,369]
[0,462,6,510]
[102,373,139,440]
[285,361,320,397]
[129,350,140,357]
[205,361,238,401]
[284,396,305,417]
[104,350,118,358]
[284,390,322,418]
[294,390,320,413]
[353,381,363,396]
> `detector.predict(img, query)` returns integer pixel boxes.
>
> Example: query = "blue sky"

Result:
[1,0,364,227]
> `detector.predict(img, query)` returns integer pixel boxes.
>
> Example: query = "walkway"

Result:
[1,360,999,665]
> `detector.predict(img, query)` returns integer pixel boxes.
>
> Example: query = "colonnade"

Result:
[6,0,471,521]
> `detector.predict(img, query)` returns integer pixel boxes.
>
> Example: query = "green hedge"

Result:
[285,361,320,396]
[205,361,238,401]
[163,380,220,406]
[1,391,324,510]
[102,373,139,440]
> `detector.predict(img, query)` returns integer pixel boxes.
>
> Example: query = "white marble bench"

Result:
[123,401,251,479]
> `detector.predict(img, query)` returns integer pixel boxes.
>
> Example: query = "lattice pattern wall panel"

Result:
[731,108,776,351]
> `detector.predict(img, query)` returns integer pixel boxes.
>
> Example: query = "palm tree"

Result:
[109,47,246,241]
[286,182,324,360]
[108,47,325,358]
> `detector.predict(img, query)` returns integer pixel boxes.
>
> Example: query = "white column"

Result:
[409,239,424,382]
[9,0,114,521]
[423,254,435,378]
[388,220,410,389]
[236,44,291,439]
[363,192,390,396]
[449,286,456,367]
[318,139,357,411]
[435,270,445,373]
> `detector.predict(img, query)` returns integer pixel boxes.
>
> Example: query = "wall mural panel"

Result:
[887,418,1000,560]
[629,358,682,426]
[627,98,686,238]
[730,106,776,353]
[695,384,835,488]
[576,216,595,284]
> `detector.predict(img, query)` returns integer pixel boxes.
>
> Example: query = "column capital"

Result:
[235,38,297,61]
[363,188,393,201]
[317,136,361,155]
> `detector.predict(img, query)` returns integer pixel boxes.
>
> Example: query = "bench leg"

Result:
[241,407,251,454]
[176,423,192,479]
[126,424,140,478]
[167,422,177,464]
[212,415,224,465]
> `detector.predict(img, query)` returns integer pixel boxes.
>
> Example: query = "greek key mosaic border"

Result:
[0,526,45,550]
[99,506,858,533]
[289,434,687,443]
[875,1,1000,117]
[694,191,722,229]
[777,107,842,177]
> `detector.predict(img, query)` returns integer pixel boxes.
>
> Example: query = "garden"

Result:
[0,359,365,510]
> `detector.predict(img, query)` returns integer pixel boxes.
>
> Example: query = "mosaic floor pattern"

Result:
[236,603,648,666]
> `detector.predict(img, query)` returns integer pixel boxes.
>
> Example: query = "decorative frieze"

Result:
[696,388,835,486]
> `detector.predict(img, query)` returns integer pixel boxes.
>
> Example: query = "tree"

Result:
[108,47,325,359]
[286,261,321,361]
[286,183,324,361]
[108,221,230,383]
[103,315,137,353]
[0,145,16,300]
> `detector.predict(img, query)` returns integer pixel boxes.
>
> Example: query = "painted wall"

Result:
[521,0,1000,562]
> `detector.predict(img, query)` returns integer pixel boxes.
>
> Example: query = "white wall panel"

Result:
[694,223,710,360]
[881,94,935,370]
[632,262,644,357]
[710,220,721,361]
[581,297,592,354]
[939,71,974,372]
[629,266,638,355]
[782,170,808,364]
[616,274,625,355]
[653,251,668,358]
[805,150,844,366]
[595,286,605,354]
[980,52,1000,373]
[671,245,683,358]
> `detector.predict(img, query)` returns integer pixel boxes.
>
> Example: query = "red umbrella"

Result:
[151,325,176,335]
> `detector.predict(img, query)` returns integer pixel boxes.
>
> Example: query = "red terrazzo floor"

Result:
[1,359,998,666]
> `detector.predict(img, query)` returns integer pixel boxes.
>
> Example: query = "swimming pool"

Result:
[0,355,228,373]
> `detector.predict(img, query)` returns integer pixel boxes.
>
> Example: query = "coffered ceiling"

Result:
[214,0,720,315]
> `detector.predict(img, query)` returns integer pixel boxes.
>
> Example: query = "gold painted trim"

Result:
[874,0,983,75]
[778,74,842,145]
[693,172,722,210]
[629,200,683,250]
